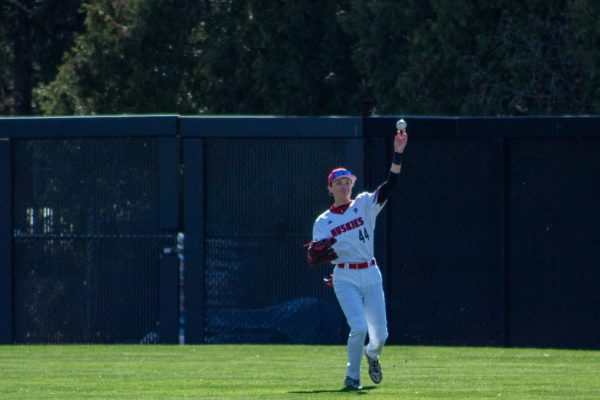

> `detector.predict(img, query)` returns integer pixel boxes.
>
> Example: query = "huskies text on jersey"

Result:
[330,217,364,238]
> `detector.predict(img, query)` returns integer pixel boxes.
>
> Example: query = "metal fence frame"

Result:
[2,115,600,348]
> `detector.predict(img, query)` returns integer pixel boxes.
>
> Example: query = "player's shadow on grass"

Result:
[289,386,377,395]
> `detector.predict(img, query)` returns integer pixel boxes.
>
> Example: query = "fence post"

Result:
[501,137,511,347]
[158,137,180,230]
[183,138,205,343]
[0,139,12,344]
[157,136,180,344]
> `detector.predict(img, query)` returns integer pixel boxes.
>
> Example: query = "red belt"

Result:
[337,259,376,269]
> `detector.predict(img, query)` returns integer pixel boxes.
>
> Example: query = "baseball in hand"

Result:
[396,119,407,131]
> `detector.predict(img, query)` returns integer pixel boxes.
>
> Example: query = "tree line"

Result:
[2,0,599,116]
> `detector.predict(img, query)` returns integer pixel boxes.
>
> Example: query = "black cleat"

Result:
[364,347,383,384]
[343,376,362,390]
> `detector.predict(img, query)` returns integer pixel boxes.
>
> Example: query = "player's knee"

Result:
[372,327,388,346]
[380,328,389,342]
[350,324,368,339]
[379,330,389,345]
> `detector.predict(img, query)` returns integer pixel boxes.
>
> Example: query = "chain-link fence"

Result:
[12,137,172,343]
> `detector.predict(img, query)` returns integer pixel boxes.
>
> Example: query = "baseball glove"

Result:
[305,237,338,265]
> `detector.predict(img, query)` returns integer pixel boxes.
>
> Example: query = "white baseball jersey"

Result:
[312,191,385,264]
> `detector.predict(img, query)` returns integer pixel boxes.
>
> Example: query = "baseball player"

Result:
[307,127,408,390]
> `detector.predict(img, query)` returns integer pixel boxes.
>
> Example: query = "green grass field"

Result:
[0,345,599,399]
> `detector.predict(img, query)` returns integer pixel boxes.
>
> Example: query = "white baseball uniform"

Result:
[312,190,389,381]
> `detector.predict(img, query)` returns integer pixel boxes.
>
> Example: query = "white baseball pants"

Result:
[333,265,389,381]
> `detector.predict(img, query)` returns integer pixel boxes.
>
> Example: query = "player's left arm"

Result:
[375,128,408,205]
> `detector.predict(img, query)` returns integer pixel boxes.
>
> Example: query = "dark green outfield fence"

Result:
[1,115,599,349]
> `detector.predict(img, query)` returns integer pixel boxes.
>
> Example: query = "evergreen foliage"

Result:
[1,0,599,115]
